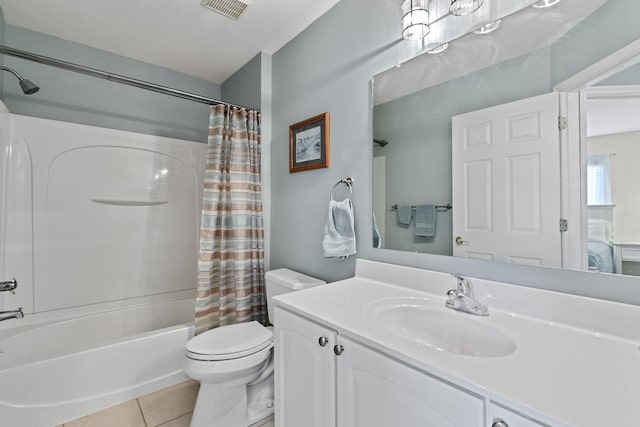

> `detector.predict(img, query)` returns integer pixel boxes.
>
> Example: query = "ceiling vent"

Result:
[200,0,252,20]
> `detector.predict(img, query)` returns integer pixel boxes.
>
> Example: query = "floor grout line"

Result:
[155,411,192,427]
[136,397,149,427]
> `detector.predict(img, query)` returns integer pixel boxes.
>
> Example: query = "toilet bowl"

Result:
[184,268,325,427]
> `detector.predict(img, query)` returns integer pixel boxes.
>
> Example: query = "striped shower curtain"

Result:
[195,104,266,335]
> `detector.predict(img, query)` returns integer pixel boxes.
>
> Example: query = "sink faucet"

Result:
[445,275,489,316]
[0,308,24,322]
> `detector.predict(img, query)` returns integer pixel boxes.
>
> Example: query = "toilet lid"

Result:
[186,321,273,360]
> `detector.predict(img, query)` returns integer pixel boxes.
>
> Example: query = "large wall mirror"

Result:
[372,0,640,278]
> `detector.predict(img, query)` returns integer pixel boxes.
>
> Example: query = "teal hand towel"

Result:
[415,205,436,237]
[322,198,356,258]
[396,206,412,225]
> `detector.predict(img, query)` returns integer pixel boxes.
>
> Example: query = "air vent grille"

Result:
[201,0,252,20]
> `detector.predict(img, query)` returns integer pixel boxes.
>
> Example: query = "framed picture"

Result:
[289,112,330,173]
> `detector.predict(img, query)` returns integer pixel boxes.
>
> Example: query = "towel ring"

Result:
[330,177,353,201]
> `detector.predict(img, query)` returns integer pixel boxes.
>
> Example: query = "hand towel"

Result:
[415,205,436,237]
[396,206,412,225]
[322,198,356,258]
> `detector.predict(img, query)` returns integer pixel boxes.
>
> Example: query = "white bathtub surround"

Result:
[1,111,206,316]
[273,259,640,427]
[0,109,207,426]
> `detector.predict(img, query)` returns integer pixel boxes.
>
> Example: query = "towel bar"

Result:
[390,203,451,211]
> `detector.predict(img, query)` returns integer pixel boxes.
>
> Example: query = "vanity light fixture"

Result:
[531,0,562,8]
[473,19,502,34]
[402,0,430,40]
[449,0,484,16]
[427,43,449,54]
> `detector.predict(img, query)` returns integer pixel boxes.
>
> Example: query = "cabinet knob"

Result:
[492,419,508,427]
[318,336,329,347]
[333,344,344,356]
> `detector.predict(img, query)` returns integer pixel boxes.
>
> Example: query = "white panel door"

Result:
[274,307,337,427]
[452,92,562,267]
[337,336,483,427]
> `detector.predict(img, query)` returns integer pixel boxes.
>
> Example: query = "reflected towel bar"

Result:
[391,203,452,211]
[91,199,168,206]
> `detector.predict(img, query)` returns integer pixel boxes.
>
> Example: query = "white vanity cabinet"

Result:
[274,307,484,427]
[274,307,337,427]
[337,335,484,426]
[489,404,550,427]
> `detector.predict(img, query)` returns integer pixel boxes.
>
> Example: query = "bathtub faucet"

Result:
[0,308,23,322]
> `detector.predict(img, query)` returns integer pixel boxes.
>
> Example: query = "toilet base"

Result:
[247,374,274,425]
[189,381,274,427]
[190,381,246,427]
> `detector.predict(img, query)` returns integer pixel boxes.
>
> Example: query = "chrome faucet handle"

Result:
[0,278,18,294]
[446,275,489,316]
[452,274,472,295]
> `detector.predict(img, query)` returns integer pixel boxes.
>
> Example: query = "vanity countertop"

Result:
[273,260,640,427]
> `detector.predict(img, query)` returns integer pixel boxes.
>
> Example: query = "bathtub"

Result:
[0,297,196,427]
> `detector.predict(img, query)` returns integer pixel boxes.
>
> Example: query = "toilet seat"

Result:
[186,321,272,361]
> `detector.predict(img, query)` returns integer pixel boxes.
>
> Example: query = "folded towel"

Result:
[396,206,412,225]
[372,213,382,249]
[322,198,356,258]
[415,205,436,237]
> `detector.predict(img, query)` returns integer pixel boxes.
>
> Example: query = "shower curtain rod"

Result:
[0,44,254,111]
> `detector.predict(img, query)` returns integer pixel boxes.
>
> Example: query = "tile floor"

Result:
[56,380,274,427]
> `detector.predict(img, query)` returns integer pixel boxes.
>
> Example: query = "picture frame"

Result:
[289,112,330,173]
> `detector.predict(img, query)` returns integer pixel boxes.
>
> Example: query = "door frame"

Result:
[555,38,640,271]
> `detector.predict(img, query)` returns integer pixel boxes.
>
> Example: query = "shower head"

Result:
[373,138,389,147]
[19,78,39,95]
[0,65,39,95]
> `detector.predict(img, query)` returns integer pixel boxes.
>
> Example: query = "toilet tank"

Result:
[265,268,325,324]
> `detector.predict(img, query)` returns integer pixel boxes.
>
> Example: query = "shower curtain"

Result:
[195,104,266,334]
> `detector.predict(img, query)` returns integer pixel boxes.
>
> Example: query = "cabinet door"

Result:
[489,403,551,427]
[274,307,337,427]
[337,336,483,427]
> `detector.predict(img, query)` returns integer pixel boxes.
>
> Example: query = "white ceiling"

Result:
[587,88,640,137]
[0,0,341,84]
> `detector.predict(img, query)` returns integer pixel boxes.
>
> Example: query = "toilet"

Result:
[184,268,325,427]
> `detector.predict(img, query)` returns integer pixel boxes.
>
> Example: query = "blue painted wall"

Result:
[221,53,261,110]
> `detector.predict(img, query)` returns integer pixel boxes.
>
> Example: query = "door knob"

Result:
[492,419,508,427]
[455,236,466,245]
[318,336,329,347]
[333,344,344,356]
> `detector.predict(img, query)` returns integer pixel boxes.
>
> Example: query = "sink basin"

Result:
[365,297,516,358]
